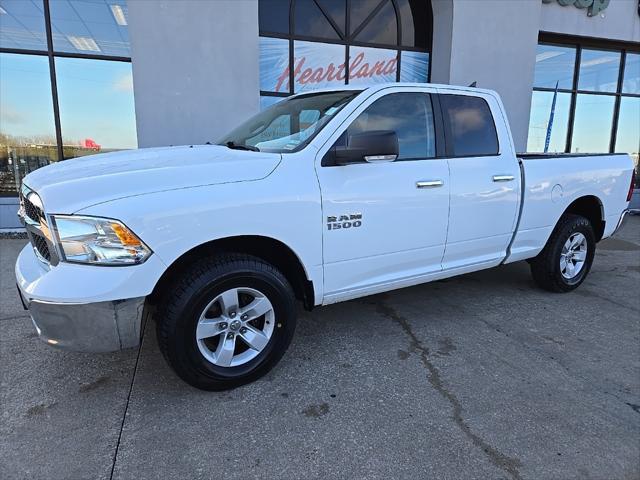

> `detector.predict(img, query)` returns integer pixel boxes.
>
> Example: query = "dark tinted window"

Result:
[396,0,430,48]
[294,0,340,39]
[440,95,498,157]
[349,0,380,35]
[354,0,397,46]
[317,0,346,36]
[259,0,291,34]
[346,93,436,160]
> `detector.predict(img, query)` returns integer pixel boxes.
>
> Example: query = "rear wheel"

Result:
[156,254,296,390]
[529,214,596,293]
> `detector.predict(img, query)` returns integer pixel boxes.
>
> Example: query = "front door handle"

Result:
[416,180,444,189]
[492,175,515,182]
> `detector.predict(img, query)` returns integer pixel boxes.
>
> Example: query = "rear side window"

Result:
[440,94,499,157]
[345,92,436,160]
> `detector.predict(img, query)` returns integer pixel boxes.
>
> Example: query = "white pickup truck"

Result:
[16,83,634,390]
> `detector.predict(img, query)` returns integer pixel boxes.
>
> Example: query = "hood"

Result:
[23,145,282,213]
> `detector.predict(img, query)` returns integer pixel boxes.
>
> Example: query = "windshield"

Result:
[218,90,361,153]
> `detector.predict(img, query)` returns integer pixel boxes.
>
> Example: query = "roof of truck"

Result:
[290,82,498,97]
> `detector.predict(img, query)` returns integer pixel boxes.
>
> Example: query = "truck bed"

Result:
[504,152,634,264]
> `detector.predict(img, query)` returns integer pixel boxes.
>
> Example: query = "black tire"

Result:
[529,213,596,293]
[156,254,296,391]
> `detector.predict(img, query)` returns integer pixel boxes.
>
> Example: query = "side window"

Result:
[343,92,436,160]
[440,94,499,157]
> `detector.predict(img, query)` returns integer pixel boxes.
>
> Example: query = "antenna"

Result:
[468,81,477,87]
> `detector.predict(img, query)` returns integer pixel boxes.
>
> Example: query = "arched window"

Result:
[258,0,432,108]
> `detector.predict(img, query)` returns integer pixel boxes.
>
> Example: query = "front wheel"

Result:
[156,254,297,390]
[529,214,596,293]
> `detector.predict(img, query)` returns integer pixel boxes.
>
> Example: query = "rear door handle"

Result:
[416,180,444,188]
[492,175,515,182]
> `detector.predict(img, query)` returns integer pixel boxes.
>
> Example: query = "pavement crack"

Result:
[108,317,147,480]
[376,299,523,480]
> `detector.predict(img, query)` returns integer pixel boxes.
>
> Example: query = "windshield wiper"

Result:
[225,141,260,152]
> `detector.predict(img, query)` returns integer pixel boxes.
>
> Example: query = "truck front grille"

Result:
[19,185,57,266]
[23,195,44,224]
[31,231,52,262]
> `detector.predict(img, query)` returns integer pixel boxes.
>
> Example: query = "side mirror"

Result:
[324,130,399,166]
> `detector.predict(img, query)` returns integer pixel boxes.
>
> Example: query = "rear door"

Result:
[437,90,521,269]
[315,88,450,301]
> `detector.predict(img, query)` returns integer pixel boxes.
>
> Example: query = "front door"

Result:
[315,89,450,301]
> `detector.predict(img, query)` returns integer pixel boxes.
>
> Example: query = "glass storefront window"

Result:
[533,44,576,90]
[622,53,639,94]
[615,97,640,178]
[55,57,137,158]
[571,94,615,153]
[0,53,58,196]
[615,97,640,154]
[396,0,429,49]
[527,90,571,153]
[259,36,290,93]
[400,51,429,83]
[530,41,638,159]
[348,46,397,86]
[0,0,48,51]
[258,0,431,97]
[258,0,290,34]
[292,40,346,93]
[354,0,397,46]
[317,0,346,36]
[578,49,620,93]
[349,0,379,36]
[49,0,130,57]
[294,0,340,39]
[0,0,135,197]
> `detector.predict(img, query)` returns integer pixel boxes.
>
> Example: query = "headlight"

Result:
[51,215,152,265]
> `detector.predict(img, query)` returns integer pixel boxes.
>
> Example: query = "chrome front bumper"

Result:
[18,287,146,352]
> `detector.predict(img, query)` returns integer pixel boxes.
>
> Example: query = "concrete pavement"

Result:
[2,218,639,480]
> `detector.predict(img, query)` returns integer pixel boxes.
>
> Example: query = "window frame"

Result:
[258,0,433,102]
[0,0,133,168]
[533,32,640,154]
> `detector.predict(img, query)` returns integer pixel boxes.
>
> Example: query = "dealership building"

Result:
[1,0,639,230]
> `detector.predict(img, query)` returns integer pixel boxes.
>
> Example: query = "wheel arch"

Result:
[149,235,315,311]
[561,195,605,242]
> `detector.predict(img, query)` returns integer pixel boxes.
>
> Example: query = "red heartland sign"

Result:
[274,52,397,93]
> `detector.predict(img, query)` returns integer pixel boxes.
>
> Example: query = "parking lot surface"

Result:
[2,218,639,480]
